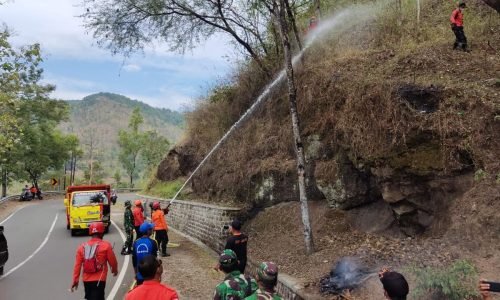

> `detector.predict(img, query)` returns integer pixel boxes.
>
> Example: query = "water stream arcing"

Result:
[170,2,384,203]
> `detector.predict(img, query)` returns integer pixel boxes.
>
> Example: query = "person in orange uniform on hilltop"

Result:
[125,255,178,300]
[450,1,468,51]
[71,222,118,300]
[152,201,170,257]
[133,200,145,239]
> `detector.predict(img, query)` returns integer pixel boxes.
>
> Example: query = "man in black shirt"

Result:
[224,219,248,273]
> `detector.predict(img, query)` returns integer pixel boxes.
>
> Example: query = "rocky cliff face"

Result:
[155,16,499,238]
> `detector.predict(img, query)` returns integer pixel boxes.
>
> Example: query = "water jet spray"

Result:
[167,1,387,208]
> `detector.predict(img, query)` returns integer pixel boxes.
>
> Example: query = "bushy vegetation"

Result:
[160,0,499,202]
[145,179,185,199]
[408,260,479,300]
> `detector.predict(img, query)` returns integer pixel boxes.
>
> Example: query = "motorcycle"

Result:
[110,190,117,205]
[20,191,33,201]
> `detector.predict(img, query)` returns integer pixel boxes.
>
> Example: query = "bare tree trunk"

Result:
[314,0,322,19]
[284,0,303,51]
[416,0,421,24]
[274,0,314,254]
[1,168,7,197]
[71,156,77,185]
[88,134,94,185]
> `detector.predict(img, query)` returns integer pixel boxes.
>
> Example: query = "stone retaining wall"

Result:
[137,195,241,252]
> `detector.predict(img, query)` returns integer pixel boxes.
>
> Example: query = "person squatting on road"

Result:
[133,200,145,239]
[126,254,179,300]
[71,222,118,300]
[225,219,248,274]
[121,200,135,255]
[379,268,409,300]
[245,262,282,300]
[450,1,468,51]
[213,249,258,300]
[152,201,170,257]
[133,222,158,285]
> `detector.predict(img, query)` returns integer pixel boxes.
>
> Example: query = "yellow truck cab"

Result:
[64,185,111,236]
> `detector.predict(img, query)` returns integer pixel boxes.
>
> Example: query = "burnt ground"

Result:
[245,180,500,299]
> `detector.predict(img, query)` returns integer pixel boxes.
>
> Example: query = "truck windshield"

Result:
[72,192,109,206]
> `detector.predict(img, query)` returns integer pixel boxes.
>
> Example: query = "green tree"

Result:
[142,131,170,172]
[118,107,144,187]
[113,170,121,185]
[84,160,106,184]
[0,28,78,193]
[80,0,274,75]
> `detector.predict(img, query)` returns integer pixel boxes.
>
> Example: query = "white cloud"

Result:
[0,0,236,111]
[123,64,141,72]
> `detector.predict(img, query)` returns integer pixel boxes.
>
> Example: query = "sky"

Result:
[0,0,235,110]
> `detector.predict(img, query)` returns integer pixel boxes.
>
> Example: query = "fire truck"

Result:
[64,185,111,236]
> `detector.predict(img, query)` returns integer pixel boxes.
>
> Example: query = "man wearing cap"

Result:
[214,249,258,300]
[225,219,248,273]
[126,255,179,300]
[450,1,468,51]
[71,222,118,300]
[133,200,145,239]
[152,201,170,257]
[121,200,135,255]
[379,269,409,300]
[132,222,158,285]
[245,262,282,300]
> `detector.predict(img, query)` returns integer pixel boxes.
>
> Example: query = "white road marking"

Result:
[0,204,31,225]
[107,220,129,300]
[0,213,58,280]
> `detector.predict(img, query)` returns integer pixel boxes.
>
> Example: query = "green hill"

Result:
[60,92,184,174]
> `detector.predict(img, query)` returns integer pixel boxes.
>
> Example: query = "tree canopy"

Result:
[0,28,79,191]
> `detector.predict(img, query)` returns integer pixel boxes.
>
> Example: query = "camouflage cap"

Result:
[219,249,238,267]
[258,262,278,281]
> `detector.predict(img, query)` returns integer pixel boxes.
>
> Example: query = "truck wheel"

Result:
[71,229,77,236]
[0,266,3,276]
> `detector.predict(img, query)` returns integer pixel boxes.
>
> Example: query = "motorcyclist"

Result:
[21,185,32,201]
[111,189,117,205]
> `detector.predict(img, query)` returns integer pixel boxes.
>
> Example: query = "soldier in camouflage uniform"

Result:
[245,262,282,300]
[121,200,135,255]
[214,249,258,300]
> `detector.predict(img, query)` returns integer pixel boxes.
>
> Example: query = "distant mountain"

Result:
[60,92,185,172]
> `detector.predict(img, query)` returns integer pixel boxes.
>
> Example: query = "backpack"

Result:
[82,243,102,273]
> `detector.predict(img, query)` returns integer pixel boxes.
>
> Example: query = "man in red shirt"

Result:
[71,222,118,300]
[133,200,145,239]
[450,1,468,51]
[126,255,178,300]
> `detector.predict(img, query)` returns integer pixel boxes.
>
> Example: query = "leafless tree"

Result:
[262,0,315,254]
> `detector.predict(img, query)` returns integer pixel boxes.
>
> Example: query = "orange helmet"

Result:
[152,201,161,210]
[135,200,142,206]
[89,222,105,235]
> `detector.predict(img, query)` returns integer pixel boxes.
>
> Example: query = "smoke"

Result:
[320,257,375,294]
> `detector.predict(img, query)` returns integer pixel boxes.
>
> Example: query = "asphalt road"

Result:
[0,193,137,300]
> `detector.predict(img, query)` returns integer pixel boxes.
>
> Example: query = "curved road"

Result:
[0,195,136,300]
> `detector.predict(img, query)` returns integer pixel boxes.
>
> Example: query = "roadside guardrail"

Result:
[0,191,64,205]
